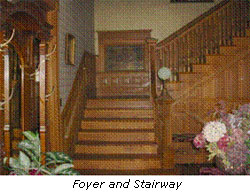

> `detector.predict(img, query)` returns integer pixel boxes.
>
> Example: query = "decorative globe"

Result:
[158,67,171,81]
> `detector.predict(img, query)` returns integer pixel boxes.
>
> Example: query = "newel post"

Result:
[146,38,158,99]
[161,97,175,169]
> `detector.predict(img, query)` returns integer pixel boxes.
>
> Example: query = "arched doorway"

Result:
[0,0,55,157]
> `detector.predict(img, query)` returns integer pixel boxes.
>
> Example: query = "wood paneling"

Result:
[96,30,154,97]
[96,72,150,97]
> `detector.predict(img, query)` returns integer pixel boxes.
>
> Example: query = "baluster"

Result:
[215,12,220,54]
[197,24,203,64]
[184,34,188,72]
[169,43,174,81]
[219,8,227,46]
[190,29,195,70]
[194,27,199,64]
[174,40,179,80]
[206,18,212,55]
[210,15,215,54]
[227,3,233,45]
[201,22,206,63]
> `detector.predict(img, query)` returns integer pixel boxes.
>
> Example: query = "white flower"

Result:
[202,121,227,142]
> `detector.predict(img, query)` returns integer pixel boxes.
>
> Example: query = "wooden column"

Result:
[3,45,11,159]
[161,97,175,169]
[39,41,47,158]
[146,38,158,99]
[46,3,63,152]
[0,31,5,174]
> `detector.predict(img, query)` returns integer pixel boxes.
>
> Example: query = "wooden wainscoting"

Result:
[96,71,150,97]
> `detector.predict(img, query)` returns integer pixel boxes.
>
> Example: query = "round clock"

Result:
[158,67,171,81]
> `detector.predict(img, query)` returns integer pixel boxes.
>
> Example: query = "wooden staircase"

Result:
[165,28,250,165]
[73,98,161,172]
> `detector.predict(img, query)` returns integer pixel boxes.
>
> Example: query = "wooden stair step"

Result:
[84,109,153,119]
[73,158,161,170]
[86,99,153,109]
[173,142,209,164]
[75,144,158,154]
[81,119,154,130]
[78,131,155,142]
[73,153,158,159]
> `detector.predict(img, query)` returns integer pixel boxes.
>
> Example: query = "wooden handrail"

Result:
[156,0,249,81]
[172,48,250,107]
[157,0,230,47]
[62,51,95,155]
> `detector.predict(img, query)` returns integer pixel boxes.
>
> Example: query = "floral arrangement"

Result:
[4,131,80,175]
[193,102,250,174]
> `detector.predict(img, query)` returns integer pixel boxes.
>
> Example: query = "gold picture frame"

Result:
[65,33,76,65]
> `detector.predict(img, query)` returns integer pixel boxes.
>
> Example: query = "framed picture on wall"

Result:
[105,45,145,71]
[171,0,214,2]
[65,33,76,65]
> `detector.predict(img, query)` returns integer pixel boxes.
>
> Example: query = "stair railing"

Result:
[153,0,250,168]
[62,51,95,156]
[156,0,249,82]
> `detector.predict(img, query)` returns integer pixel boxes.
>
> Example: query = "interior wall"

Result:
[94,0,223,54]
[58,0,95,109]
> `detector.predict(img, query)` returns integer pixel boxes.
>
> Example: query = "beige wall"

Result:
[58,0,95,109]
[94,0,223,54]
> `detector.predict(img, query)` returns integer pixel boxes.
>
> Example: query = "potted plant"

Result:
[4,131,80,175]
[193,102,250,175]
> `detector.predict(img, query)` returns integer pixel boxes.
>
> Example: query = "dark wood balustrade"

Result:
[62,51,96,156]
[152,0,250,167]
[156,0,249,81]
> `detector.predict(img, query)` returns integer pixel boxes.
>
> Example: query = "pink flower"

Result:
[193,133,206,148]
[217,135,230,152]
[29,169,42,175]
[231,128,247,144]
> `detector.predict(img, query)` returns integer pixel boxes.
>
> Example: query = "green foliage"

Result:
[4,131,80,175]
[245,139,250,167]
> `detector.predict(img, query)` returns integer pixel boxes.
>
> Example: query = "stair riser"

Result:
[81,121,154,130]
[86,99,153,109]
[78,132,155,142]
[178,74,203,82]
[192,65,213,73]
[233,37,250,48]
[74,159,161,170]
[206,55,237,65]
[75,144,158,155]
[219,46,240,55]
[84,109,153,119]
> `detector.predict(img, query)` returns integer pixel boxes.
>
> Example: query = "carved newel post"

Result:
[157,67,175,169]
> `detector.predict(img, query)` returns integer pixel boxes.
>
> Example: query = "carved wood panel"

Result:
[96,72,150,97]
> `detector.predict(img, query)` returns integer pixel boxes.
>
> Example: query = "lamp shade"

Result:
[158,67,171,81]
